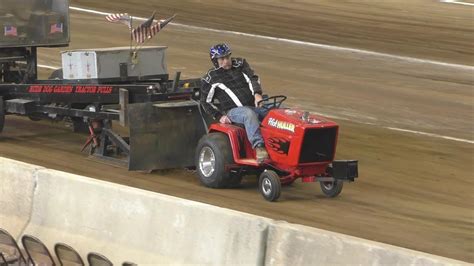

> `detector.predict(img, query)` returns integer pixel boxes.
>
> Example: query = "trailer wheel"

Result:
[71,117,89,133]
[28,115,42,121]
[0,97,4,133]
[195,133,241,188]
[258,170,281,202]
[49,69,63,80]
[320,180,343,197]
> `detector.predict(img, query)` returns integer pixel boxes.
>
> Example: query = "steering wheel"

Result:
[257,95,287,110]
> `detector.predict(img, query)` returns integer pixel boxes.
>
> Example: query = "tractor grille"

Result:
[299,127,337,163]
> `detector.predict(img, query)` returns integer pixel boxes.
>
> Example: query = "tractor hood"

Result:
[262,109,338,134]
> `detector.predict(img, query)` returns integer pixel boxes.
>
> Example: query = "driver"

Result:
[200,43,269,162]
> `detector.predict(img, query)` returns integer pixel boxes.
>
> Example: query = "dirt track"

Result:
[72,0,474,65]
[1,0,474,262]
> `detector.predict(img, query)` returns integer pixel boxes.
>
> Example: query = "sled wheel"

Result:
[195,133,242,188]
[320,180,343,198]
[258,170,281,202]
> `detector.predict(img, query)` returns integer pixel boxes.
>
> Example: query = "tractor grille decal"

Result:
[299,127,337,163]
[268,137,291,155]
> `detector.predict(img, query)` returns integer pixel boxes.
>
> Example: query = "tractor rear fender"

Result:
[208,123,254,162]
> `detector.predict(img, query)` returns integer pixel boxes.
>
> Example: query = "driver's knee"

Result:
[240,106,253,114]
[227,106,259,125]
[240,107,258,122]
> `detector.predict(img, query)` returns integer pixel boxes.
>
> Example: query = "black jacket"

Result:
[200,58,263,120]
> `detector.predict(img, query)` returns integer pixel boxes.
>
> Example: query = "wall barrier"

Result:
[265,222,464,266]
[0,157,467,265]
[0,158,42,237]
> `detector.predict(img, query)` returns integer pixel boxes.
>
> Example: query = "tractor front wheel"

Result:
[195,133,242,188]
[320,180,343,197]
[258,170,281,202]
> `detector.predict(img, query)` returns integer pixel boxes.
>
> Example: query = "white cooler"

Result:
[61,46,167,80]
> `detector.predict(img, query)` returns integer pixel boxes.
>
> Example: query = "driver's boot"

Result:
[255,143,269,163]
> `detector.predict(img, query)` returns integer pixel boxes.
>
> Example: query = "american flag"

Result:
[105,13,132,28]
[141,11,156,29]
[4,25,17,37]
[131,24,152,44]
[50,23,63,34]
[131,14,176,43]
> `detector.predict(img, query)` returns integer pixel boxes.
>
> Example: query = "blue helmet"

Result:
[210,43,232,67]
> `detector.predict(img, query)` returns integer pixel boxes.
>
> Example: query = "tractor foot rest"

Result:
[237,158,260,166]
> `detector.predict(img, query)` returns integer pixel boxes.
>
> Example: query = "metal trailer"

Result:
[0,54,208,171]
[0,0,210,171]
[0,75,208,171]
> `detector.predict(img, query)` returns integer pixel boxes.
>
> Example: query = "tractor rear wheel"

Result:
[320,180,343,197]
[0,96,4,133]
[258,170,281,202]
[195,133,242,188]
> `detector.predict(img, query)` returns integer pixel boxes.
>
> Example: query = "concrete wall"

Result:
[0,157,43,237]
[24,169,270,265]
[0,157,468,265]
[265,222,467,266]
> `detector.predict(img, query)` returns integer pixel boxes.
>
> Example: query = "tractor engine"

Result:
[261,109,339,177]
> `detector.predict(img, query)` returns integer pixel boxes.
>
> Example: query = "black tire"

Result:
[320,180,343,197]
[0,97,4,133]
[258,170,281,202]
[69,104,91,133]
[195,133,242,188]
[49,68,63,80]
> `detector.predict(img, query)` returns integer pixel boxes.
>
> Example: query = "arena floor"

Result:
[1,0,473,262]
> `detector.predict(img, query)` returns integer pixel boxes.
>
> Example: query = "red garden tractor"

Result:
[195,96,358,201]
